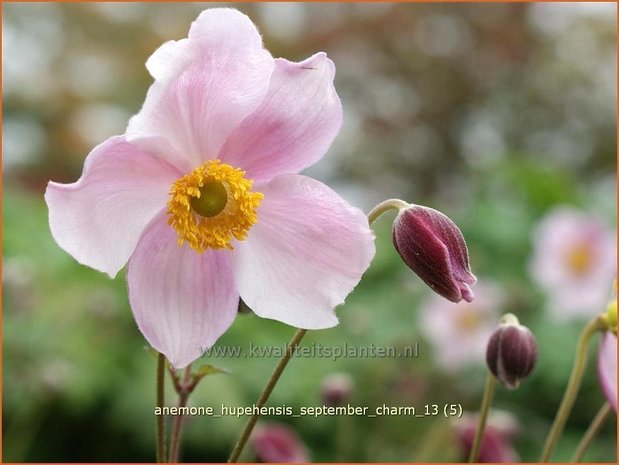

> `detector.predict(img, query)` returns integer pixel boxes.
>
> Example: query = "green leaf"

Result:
[194,364,231,379]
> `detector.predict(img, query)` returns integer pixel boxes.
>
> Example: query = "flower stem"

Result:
[227,206,387,463]
[227,328,308,463]
[468,371,496,462]
[168,364,193,463]
[367,198,409,224]
[571,402,613,462]
[539,315,608,462]
[156,353,166,463]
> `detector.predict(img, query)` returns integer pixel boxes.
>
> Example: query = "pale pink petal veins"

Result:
[45,136,181,278]
[220,52,342,184]
[598,332,617,411]
[127,211,239,369]
[232,175,375,329]
[126,8,274,172]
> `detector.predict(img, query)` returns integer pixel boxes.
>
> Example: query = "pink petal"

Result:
[598,332,617,411]
[232,175,375,329]
[127,211,238,369]
[220,53,342,183]
[145,38,195,84]
[126,8,274,172]
[45,136,180,278]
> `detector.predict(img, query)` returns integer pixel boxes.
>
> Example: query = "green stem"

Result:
[156,353,166,463]
[468,371,496,462]
[227,328,308,463]
[227,205,390,463]
[168,364,193,463]
[539,315,607,462]
[571,402,613,462]
[367,198,409,225]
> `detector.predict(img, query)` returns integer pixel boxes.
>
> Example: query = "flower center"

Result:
[565,243,593,276]
[167,160,263,252]
[455,308,482,332]
[189,181,228,218]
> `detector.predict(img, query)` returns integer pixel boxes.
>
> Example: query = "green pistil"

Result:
[190,181,228,218]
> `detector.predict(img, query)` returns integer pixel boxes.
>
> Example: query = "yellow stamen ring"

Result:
[167,160,263,252]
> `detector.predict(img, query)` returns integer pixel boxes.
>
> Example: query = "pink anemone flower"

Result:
[598,332,617,411]
[45,9,375,368]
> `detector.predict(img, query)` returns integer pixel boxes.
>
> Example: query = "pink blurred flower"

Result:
[530,207,616,320]
[454,410,519,462]
[420,281,503,371]
[45,9,375,368]
[251,423,309,463]
[598,332,617,411]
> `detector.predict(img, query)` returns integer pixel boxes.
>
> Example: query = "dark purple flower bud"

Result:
[321,372,353,406]
[251,423,309,463]
[392,205,477,303]
[486,314,538,389]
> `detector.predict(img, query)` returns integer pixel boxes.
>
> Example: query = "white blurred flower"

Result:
[419,281,503,371]
[529,207,616,320]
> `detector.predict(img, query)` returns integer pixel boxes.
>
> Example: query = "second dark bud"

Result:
[486,314,538,389]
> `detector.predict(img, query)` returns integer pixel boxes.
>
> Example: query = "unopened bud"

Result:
[321,372,353,406]
[486,314,538,389]
[392,205,477,303]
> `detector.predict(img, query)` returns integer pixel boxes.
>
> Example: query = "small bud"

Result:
[392,205,477,303]
[486,314,538,389]
[321,372,353,406]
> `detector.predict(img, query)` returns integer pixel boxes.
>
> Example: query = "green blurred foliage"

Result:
[3,2,616,463]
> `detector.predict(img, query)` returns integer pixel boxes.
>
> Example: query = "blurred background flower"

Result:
[529,207,616,320]
[419,281,503,371]
[453,410,520,462]
[320,372,354,407]
[251,422,310,463]
[3,2,616,462]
